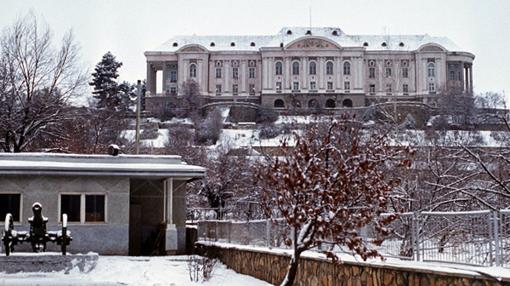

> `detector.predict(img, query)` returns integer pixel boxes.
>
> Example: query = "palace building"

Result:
[144,27,474,110]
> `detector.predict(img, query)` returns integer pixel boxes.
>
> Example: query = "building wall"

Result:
[0,175,130,255]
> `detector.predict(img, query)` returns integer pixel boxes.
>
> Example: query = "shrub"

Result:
[256,106,278,123]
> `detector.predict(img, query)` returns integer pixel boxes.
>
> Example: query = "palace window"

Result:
[216,84,222,95]
[274,99,285,108]
[369,84,376,94]
[0,194,21,222]
[343,62,351,75]
[170,70,177,82]
[276,81,282,92]
[385,68,392,78]
[232,84,238,96]
[369,67,375,79]
[386,83,392,94]
[170,87,177,95]
[310,81,317,91]
[429,82,436,93]
[342,99,353,108]
[428,63,436,77]
[309,61,317,75]
[326,61,334,75]
[232,67,239,79]
[249,84,255,95]
[449,70,456,80]
[85,195,105,222]
[189,64,197,78]
[215,68,222,79]
[327,81,333,90]
[403,84,409,95]
[344,81,350,91]
[325,99,336,108]
[292,81,300,91]
[292,62,300,75]
[402,67,409,78]
[249,67,256,78]
[275,62,283,75]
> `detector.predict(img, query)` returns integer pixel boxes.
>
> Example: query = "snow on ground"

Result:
[122,129,169,148]
[0,255,270,286]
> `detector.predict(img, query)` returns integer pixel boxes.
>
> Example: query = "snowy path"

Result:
[0,255,271,286]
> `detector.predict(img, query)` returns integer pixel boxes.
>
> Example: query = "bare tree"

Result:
[0,13,86,152]
[254,118,412,286]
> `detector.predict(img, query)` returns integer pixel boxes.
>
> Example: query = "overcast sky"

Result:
[2,0,510,96]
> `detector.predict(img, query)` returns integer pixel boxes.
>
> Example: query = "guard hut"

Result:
[0,153,205,255]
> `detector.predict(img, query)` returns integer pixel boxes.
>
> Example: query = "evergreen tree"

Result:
[90,52,125,110]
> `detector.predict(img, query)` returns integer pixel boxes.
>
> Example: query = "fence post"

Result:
[493,211,501,267]
[228,221,232,244]
[215,220,218,242]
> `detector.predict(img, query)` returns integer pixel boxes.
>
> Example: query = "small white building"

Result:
[0,153,205,255]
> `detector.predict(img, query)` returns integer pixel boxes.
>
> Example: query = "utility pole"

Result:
[135,80,142,154]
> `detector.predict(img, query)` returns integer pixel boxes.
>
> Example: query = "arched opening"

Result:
[342,98,353,108]
[275,62,283,75]
[292,62,300,75]
[308,99,319,108]
[274,99,285,108]
[325,99,336,108]
[343,62,351,75]
[427,62,436,77]
[309,61,317,75]
[326,61,334,75]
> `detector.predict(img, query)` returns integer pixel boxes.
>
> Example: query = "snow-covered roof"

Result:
[0,153,206,178]
[152,27,464,52]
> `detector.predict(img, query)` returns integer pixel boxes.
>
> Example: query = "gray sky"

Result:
[2,0,510,96]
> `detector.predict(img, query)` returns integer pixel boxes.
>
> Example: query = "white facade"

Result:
[144,27,474,109]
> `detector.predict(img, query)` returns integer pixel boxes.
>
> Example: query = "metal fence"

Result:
[197,210,510,267]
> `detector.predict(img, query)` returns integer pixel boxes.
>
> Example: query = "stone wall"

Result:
[198,243,510,286]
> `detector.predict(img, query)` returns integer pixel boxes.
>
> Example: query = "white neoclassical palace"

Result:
[144,27,474,110]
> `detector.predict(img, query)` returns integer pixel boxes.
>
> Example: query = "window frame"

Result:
[58,193,107,224]
[326,61,334,75]
[275,61,283,75]
[0,193,23,224]
[343,62,351,75]
[189,64,197,78]
[249,67,256,79]
[232,67,239,79]
[292,61,300,75]
[215,67,222,79]
[428,63,436,78]
[215,84,222,95]
[369,67,375,79]
[309,61,317,75]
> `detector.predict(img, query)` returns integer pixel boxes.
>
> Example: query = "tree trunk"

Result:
[280,251,300,286]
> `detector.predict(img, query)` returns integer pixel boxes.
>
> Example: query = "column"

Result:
[469,65,473,94]
[146,62,156,95]
[285,58,291,90]
[241,60,247,93]
[302,57,307,90]
[464,65,469,93]
[164,178,177,253]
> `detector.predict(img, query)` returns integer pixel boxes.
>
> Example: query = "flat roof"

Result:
[0,153,206,179]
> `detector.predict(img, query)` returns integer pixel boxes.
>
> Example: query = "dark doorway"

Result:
[129,179,166,256]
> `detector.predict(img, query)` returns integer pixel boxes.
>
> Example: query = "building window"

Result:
[85,195,105,222]
[343,62,351,75]
[369,84,376,94]
[215,68,222,79]
[216,84,222,95]
[327,81,333,90]
[276,82,282,92]
[344,81,350,91]
[60,194,81,222]
[308,99,319,108]
[429,82,436,93]
[326,61,334,75]
[249,67,256,79]
[189,64,197,78]
[292,62,300,75]
[249,84,255,95]
[170,87,177,95]
[232,67,239,79]
[402,67,409,78]
[309,61,316,75]
[403,84,409,94]
[325,99,336,108]
[369,67,375,79]
[0,194,21,222]
[428,63,436,77]
[386,83,392,94]
[232,84,238,96]
[342,99,353,108]
[274,99,285,108]
[310,81,317,91]
[292,81,300,91]
[170,70,177,82]
[275,62,283,75]
[385,68,392,78]
[449,70,456,80]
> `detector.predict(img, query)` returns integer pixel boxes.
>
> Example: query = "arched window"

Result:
[343,62,351,75]
[427,62,436,77]
[189,64,197,78]
[292,62,300,75]
[342,98,353,108]
[325,99,336,108]
[275,62,283,75]
[309,61,317,75]
[326,61,334,75]
[274,99,285,108]
[308,99,319,108]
